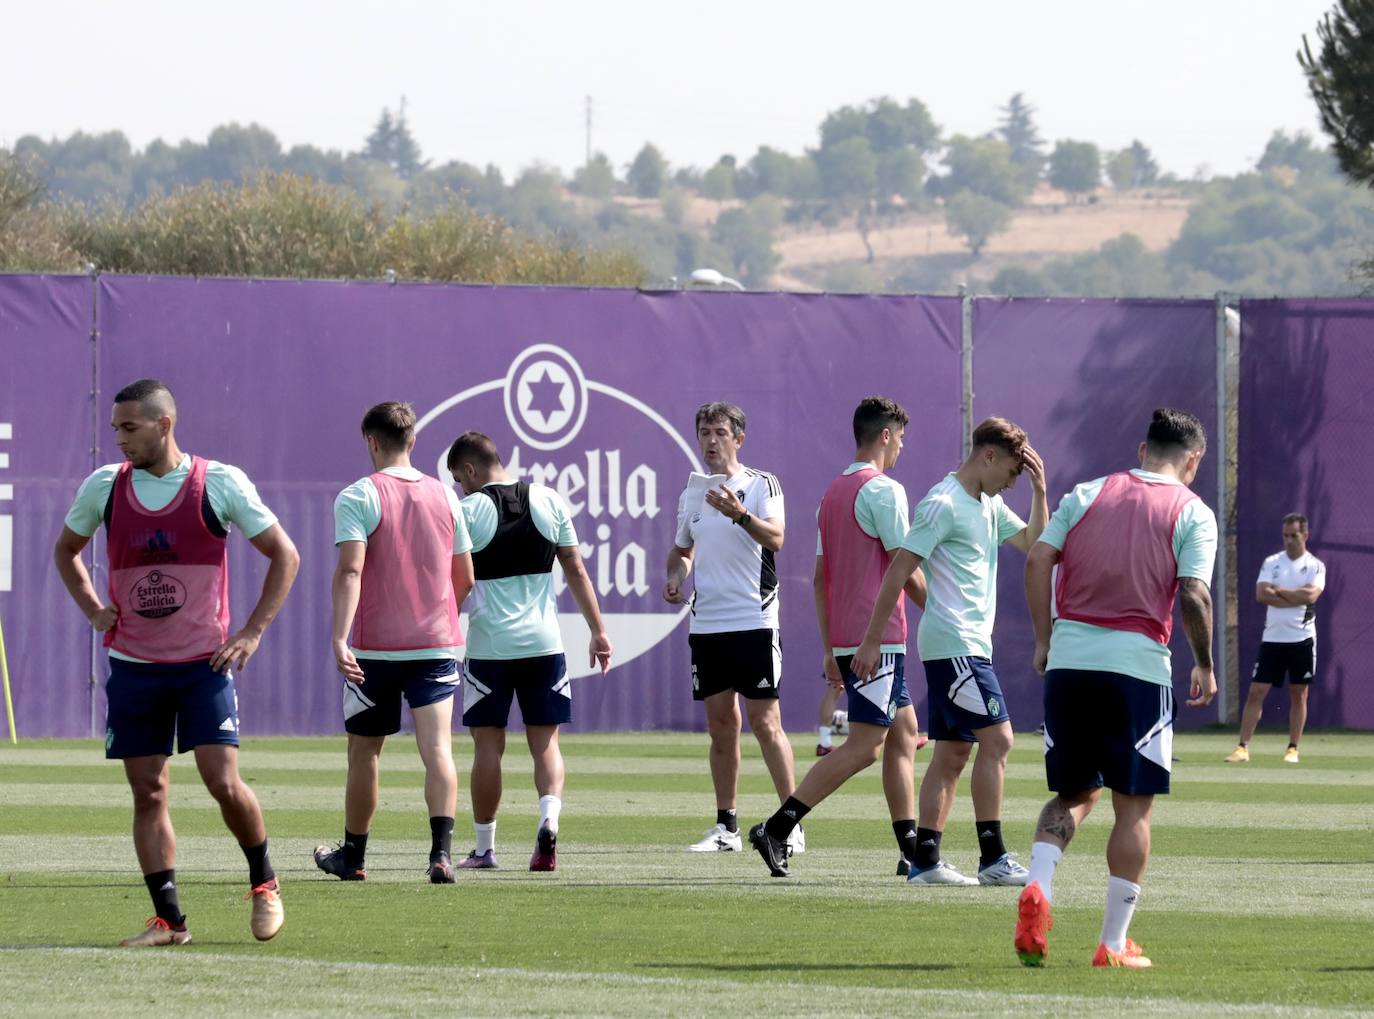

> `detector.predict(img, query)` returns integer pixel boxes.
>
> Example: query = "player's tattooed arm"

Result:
[1178,577,1213,669]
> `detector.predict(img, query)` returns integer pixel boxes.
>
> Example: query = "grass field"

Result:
[2,730,1372,1017]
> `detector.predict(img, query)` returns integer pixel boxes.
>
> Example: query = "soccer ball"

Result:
[830,710,849,734]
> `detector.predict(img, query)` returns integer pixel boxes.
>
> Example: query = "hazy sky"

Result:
[2,0,1339,181]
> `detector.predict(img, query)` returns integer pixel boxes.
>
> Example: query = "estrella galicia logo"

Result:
[129,569,187,619]
[416,344,704,679]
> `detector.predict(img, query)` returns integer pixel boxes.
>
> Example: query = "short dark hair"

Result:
[694,402,746,438]
[113,378,175,417]
[360,401,416,453]
[853,396,909,445]
[1282,513,1309,533]
[971,416,1028,459]
[1144,407,1207,460]
[446,431,503,471]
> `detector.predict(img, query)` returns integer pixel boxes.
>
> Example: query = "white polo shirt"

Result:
[1259,550,1325,643]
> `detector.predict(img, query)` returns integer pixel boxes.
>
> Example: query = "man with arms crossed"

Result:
[1014,408,1217,969]
[854,417,1045,886]
[749,397,926,877]
[313,402,474,884]
[54,379,299,945]
[447,432,612,871]
[666,402,799,855]
[1225,513,1325,764]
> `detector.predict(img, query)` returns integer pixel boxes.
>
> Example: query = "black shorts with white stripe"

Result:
[688,628,782,701]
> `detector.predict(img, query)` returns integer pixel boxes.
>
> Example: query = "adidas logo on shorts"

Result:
[218,717,237,732]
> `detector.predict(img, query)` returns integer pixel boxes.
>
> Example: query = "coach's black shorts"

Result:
[1043,669,1174,797]
[1252,639,1316,687]
[689,629,781,701]
[343,658,459,737]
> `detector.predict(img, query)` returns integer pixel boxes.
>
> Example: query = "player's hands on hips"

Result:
[704,485,745,521]
[663,577,687,604]
[1186,665,1216,707]
[823,652,844,690]
[211,629,262,673]
[589,630,613,675]
[1033,641,1049,677]
[333,640,366,684]
[1021,444,1046,492]
[87,605,118,633]
[852,638,880,682]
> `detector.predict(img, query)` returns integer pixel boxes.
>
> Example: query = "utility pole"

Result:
[585,95,592,167]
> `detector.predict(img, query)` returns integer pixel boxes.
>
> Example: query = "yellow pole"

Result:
[0,609,15,744]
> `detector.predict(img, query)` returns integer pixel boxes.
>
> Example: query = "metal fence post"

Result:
[88,268,101,738]
[1215,291,1233,725]
[960,285,973,459]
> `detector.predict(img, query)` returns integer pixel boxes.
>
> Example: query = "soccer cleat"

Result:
[246,879,284,941]
[687,823,742,853]
[1224,745,1250,763]
[896,856,912,877]
[457,849,499,870]
[907,860,978,886]
[427,851,456,884]
[313,843,366,881]
[748,822,790,877]
[786,823,806,856]
[1014,881,1054,967]
[978,852,1030,886]
[529,825,557,872]
[1092,939,1152,968]
[1284,746,1300,764]
[119,916,192,947]
[815,743,833,757]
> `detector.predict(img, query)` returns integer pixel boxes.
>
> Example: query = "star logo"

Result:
[523,367,568,425]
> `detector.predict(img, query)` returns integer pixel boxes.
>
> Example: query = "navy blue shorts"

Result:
[1043,669,1174,797]
[343,658,459,737]
[922,656,1012,742]
[839,653,909,728]
[462,654,570,728]
[104,656,239,759]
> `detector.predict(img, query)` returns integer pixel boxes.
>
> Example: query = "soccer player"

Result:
[853,417,1046,886]
[447,432,612,871]
[312,402,473,884]
[1014,408,1217,970]
[665,402,798,855]
[748,397,927,878]
[53,379,298,946]
[1225,513,1325,765]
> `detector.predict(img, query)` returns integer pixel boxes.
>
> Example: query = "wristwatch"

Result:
[735,511,752,528]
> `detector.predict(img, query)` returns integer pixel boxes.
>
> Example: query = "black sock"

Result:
[764,797,810,842]
[914,827,942,870]
[430,816,454,860]
[343,829,368,870]
[144,869,184,926]
[976,820,1006,868]
[716,808,738,834]
[892,820,920,864]
[242,839,275,887]
[1288,742,1298,749]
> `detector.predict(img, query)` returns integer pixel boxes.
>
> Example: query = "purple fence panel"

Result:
[93,277,960,736]
[0,275,95,739]
[971,298,1219,729]
[1238,300,1374,731]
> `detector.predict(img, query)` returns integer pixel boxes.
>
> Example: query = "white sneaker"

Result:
[977,852,1030,886]
[786,823,806,856]
[906,860,978,886]
[687,823,742,852]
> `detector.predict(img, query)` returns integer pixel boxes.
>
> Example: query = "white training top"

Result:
[675,466,785,635]
[1259,550,1326,643]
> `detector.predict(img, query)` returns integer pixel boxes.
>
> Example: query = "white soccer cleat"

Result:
[786,823,806,856]
[977,852,1030,886]
[687,823,742,852]
[906,860,979,886]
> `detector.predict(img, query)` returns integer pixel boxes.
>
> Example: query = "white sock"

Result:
[818,725,833,748]
[474,820,496,855]
[1027,842,1063,902]
[539,795,562,834]
[1100,875,1142,953]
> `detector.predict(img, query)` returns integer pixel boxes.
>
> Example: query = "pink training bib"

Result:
[818,467,907,650]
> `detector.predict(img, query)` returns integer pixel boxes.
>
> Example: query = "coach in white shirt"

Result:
[665,402,799,854]
[1226,513,1326,765]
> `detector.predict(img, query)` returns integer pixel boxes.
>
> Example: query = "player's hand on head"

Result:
[823,652,843,689]
[1021,445,1046,489]
[333,642,366,684]
[210,630,262,674]
[1186,665,1216,707]
[88,605,118,633]
[589,631,613,675]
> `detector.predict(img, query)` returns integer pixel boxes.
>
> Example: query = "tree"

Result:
[364,102,426,179]
[815,136,877,202]
[944,191,1013,257]
[627,143,668,198]
[1257,131,1331,177]
[939,135,1030,206]
[1048,140,1101,199]
[573,152,616,198]
[1299,0,1374,187]
[1106,149,1138,191]
[701,156,736,200]
[711,197,781,285]
[998,93,1045,177]
[1127,140,1160,186]
[876,148,925,205]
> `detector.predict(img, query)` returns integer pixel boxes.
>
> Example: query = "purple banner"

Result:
[1238,300,1374,730]
[0,275,95,739]
[971,299,1220,730]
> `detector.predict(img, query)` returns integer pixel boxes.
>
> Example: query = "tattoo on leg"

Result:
[1036,798,1077,844]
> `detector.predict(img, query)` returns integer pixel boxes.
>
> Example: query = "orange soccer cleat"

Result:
[1092,938,1153,969]
[1014,881,1053,966]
